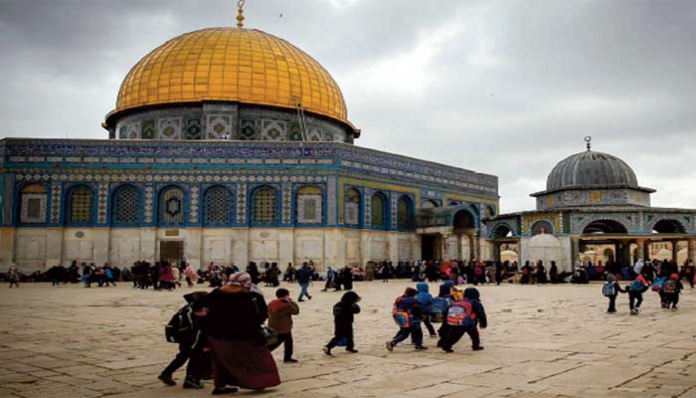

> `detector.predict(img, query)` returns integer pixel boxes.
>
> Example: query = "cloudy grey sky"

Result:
[1,0,695,213]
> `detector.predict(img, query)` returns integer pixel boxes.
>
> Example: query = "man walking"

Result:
[297,262,313,302]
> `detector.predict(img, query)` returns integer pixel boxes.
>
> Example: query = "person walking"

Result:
[159,292,210,389]
[416,282,437,338]
[603,273,625,313]
[267,288,300,363]
[323,291,361,356]
[626,274,649,315]
[438,287,487,353]
[296,263,313,302]
[205,272,281,394]
[386,288,427,352]
[8,264,19,288]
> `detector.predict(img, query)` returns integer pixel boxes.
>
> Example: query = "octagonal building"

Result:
[0,23,499,272]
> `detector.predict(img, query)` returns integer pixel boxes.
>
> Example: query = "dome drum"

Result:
[108,102,353,143]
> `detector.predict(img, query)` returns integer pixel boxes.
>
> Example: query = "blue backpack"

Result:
[602,282,615,297]
[430,298,449,323]
[629,278,645,292]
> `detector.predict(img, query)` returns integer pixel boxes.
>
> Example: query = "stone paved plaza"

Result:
[0,281,695,398]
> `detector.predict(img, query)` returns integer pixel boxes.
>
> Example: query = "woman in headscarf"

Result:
[205,272,280,394]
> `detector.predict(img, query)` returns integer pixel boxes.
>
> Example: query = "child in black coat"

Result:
[603,273,625,313]
[323,291,361,356]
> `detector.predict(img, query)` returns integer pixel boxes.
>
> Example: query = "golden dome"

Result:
[111,28,349,125]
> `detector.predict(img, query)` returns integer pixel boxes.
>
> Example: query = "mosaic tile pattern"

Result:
[189,186,200,223]
[185,118,202,140]
[237,183,247,223]
[50,183,62,224]
[97,183,108,224]
[157,117,182,140]
[282,184,292,224]
[206,115,233,140]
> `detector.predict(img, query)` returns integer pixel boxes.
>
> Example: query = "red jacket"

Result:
[268,299,300,334]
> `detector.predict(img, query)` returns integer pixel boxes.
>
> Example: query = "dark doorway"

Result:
[421,235,438,261]
[160,240,184,265]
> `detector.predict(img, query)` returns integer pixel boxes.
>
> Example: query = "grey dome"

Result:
[546,150,639,191]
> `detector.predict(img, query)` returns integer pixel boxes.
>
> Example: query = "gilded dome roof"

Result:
[546,150,640,191]
[109,28,349,126]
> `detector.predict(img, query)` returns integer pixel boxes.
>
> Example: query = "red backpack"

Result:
[446,300,476,328]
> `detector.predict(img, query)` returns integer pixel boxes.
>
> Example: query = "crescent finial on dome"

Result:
[236,0,246,28]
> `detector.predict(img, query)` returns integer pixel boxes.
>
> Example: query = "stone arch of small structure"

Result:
[530,220,554,236]
[490,222,514,239]
[581,218,628,234]
[651,218,687,234]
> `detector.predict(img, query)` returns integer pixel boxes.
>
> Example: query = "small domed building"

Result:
[0,14,499,272]
[486,139,696,272]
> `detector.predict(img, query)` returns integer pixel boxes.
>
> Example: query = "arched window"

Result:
[252,186,277,224]
[159,186,185,225]
[531,220,554,235]
[67,186,93,224]
[453,210,475,230]
[19,184,48,224]
[204,186,232,226]
[344,188,361,226]
[371,192,387,228]
[396,196,414,231]
[296,186,323,224]
[112,185,140,225]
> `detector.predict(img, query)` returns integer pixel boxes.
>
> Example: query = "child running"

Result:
[437,287,487,353]
[626,274,650,315]
[386,288,427,352]
[267,288,300,363]
[323,291,361,356]
[662,273,683,310]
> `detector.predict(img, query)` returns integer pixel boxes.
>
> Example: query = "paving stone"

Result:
[0,282,693,398]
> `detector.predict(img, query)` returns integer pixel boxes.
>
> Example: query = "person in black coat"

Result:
[159,291,210,389]
[341,266,353,290]
[323,291,361,355]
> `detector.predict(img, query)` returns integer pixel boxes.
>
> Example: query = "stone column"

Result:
[671,240,679,263]
[634,238,647,262]
[643,240,651,261]
[688,239,696,262]
[185,227,202,269]
[571,236,580,266]
[456,234,463,261]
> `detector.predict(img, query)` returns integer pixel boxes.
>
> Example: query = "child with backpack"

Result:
[323,291,361,356]
[386,287,427,352]
[662,273,683,310]
[267,288,300,363]
[416,282,437,337]
[437,287,487,353]
[626,274,650,315]
[602,274,625,313]
[159,292,210,389]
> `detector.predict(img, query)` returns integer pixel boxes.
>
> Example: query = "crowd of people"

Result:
[602,258,694,315]
[3,255,694,395]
